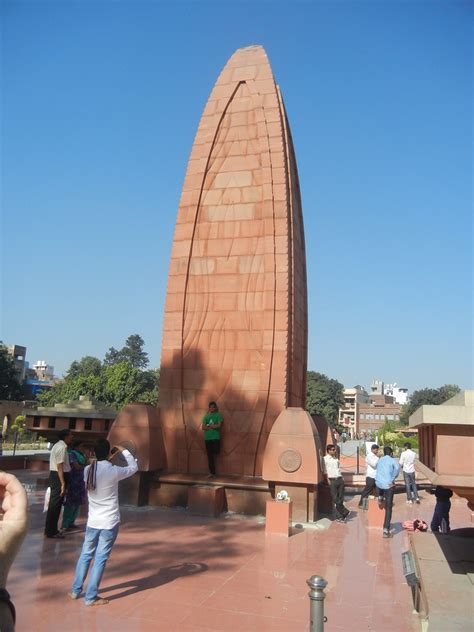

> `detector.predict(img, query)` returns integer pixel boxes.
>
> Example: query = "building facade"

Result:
[338,386,371,437]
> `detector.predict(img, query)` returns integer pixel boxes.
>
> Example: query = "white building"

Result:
[384,383,409,406]
[371,379,409,406]
[33,360,55,380]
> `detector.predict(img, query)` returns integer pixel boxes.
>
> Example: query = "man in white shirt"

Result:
[358,444,380,509]
[323,444,349,522]
[399,442,420,504]
[70,439,138,606]
[44,429,73,539]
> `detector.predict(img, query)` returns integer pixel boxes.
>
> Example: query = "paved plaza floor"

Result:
[5,471,472,631]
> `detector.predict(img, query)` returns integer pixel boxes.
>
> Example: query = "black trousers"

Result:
[431,499,451,533]
[44,471,69,537]
[205,439,220,475]
[378,486,395,530]
[329,477,349,519]
[359,476,376,506]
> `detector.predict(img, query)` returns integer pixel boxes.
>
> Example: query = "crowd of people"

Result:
[323,439,452,538]
[0,403,455,630]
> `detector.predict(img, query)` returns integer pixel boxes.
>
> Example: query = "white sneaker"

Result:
[406,500,413,505]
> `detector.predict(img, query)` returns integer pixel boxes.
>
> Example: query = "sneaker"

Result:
[383,529,392,538]
[85,598,109,607]
[68,592,81,600]
[415,498,421,504]
[406,500,413,505]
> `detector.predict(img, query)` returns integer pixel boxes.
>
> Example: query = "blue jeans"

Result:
[403,472,419,501]
[71,524,119,603]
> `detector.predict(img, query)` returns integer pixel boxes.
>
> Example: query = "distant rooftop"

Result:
[409,390,474,427]
[25,395,117,419]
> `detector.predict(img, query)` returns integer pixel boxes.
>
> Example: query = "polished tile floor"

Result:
[6,472,471,631]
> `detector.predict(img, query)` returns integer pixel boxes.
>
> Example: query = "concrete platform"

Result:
[4,470,473,631]
[410,531,474,631]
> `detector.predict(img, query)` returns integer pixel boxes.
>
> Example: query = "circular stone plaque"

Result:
[279,449,302,473]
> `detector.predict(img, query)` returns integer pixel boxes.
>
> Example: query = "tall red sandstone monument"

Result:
[159,45,308,477]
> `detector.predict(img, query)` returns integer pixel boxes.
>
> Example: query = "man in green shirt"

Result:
[201,401,223,476]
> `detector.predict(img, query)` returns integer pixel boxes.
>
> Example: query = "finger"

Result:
[0,472,28,521]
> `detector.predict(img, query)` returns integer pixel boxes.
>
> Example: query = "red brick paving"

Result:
[5,471,472,631]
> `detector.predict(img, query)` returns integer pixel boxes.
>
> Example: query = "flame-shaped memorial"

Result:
[159,45,308,477]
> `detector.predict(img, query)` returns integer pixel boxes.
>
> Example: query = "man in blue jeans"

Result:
[375,446,400,538]
[70,439,137,606]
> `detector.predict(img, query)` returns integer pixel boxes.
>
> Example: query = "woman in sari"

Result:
[62,442,88,530]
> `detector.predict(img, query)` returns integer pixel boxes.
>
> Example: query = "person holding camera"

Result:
[69,439,137,606]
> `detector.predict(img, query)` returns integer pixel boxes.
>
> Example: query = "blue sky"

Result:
[1,0,472,394]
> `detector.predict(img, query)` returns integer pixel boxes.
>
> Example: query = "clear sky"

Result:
[1,0,472,394]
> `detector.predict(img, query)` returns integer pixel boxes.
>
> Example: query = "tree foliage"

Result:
[38,336,158,410]
[0,345,25,400]
[399,384,461,424]
[66,356,102,379]
[306,371,344,427]
[104,334,149,369]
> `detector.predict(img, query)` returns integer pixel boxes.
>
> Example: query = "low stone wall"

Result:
[0,455,49,471]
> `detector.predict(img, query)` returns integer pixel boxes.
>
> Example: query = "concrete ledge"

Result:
[152,472,270,491]
[409,532,474,631]
[188,485,225,517]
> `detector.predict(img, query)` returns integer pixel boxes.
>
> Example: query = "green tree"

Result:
[37,372,105,407]
[103,346,122,366]
[0,345,24,400]
[306,371,344,427]
[37,361,159,410]
[135,368,159,406]
[11,415,26,455]
[103,334,149,369]
[66,356,102,379]
[399,384,461,424]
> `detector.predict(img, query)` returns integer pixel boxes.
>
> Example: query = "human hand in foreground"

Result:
[0,472,28,589]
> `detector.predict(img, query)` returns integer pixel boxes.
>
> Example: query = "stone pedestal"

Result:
[265,499,292,536]
[188,485,225,517]
[367,497,385,528]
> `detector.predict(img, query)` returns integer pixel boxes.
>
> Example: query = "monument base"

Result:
[148,472,272,515]
[118,471,150,506]
[188,485,225,517]
[274,483,318,522]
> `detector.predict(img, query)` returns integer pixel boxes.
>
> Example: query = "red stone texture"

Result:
[159,46,308,477]
[107,404,165,472]
[262,408,323,485]
[265,499,292,536]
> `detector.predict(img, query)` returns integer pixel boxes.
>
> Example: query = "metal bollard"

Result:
[307,575,328,632]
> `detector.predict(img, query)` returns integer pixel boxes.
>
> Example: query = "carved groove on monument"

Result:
[180,79,280,474]
[179,80,247,469]
[278,448,302,473]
